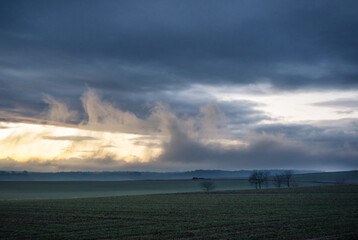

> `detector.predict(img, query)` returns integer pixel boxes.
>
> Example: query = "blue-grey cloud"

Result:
[312,98,358,109]
[1,1,358,105]
[156,123,358,171]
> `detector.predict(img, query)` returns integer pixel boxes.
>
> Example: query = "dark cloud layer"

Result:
[1,1,358,119]
[154,119,358,171]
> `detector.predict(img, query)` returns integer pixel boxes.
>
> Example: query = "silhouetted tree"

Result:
[200,181,215,192]
[249,170,269,189]
[273,174,284,188]
[283,170,293,188]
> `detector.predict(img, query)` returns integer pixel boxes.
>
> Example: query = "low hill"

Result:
[294,170,358,184]
[1,170,357,200]
[0,169,319,181]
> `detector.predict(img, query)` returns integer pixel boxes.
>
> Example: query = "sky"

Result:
[0,0,358,172]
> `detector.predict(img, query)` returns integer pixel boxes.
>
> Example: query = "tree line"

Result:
[249,170,295,189]
[198,170,296,193]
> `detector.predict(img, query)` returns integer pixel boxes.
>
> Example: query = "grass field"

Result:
[0,178,336,200]
[0,184,357,239]
[0,179,251,200]
[294,170,358,183]
[1,171,357,200]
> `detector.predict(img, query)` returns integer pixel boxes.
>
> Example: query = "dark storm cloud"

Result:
[218,100,272,126]
[1,0,358,121]
[155,122,358,171]
[254,121,358,151]
[154,118,358,170]
[255,124,324,140]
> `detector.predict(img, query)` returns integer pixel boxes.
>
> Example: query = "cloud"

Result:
[2,130,357,172]
[0,89,232,167]
[1,89,358,171]
[0,1,357,143]
[80,89,150,134]
[1,0,358,172]
[156,131,358,171]
[78,89,229,143]
[1,1,358,125]
[312,98,358,109]
[154,115,358,170]
[0,156,128,172]
[42,136,98,141]
[0,123,9,129]
[43,95,78,123]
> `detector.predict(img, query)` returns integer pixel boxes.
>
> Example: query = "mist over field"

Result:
[0,169,321,181]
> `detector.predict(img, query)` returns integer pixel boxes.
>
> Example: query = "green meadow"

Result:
[1,184,357,240]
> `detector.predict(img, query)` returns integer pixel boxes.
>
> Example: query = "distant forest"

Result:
[0,170,319,181]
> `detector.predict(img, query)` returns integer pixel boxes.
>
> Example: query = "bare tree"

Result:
[249,170,269,189]
[282,170,293,188]
[200,181,215,192]
[273,174,284,188]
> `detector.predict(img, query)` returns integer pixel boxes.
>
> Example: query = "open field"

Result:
[1,170,357,200]
[294,170,358,184]
[0,184,357,239]
[0,178,336,200]
[0,179,251,200]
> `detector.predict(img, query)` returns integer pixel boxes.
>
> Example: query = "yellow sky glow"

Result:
[1,86,357,165]
[0,122,162,162]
